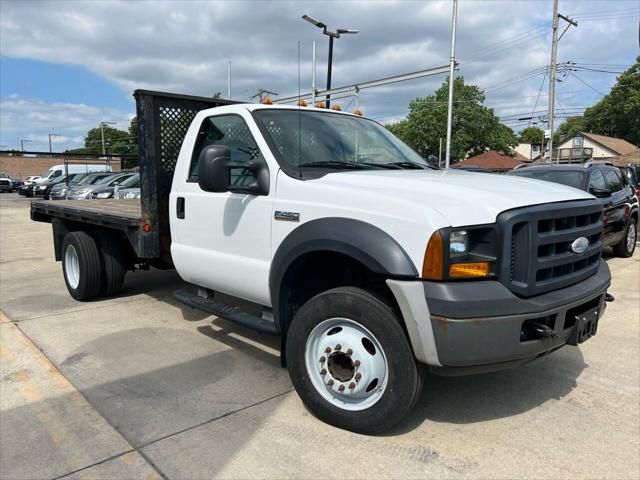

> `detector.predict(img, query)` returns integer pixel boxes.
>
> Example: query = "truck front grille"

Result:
[499,200,603,297]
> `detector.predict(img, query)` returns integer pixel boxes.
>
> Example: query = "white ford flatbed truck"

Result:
[32,89,612,433]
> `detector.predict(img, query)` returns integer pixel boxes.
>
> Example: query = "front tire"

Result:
[286,287,422,434]
[613,218,637,258]
[62,232,102,301]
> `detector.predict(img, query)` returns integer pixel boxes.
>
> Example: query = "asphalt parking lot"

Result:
[1,192,639,480]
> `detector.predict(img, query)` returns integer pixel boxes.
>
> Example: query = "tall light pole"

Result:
[100,121,116,156]
[444,0,458,169]
[48,133,60,154]
[302,14,358,108]
[20,139,32,152]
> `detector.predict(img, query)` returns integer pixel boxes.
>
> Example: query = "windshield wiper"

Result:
[302,161,377,170]
[387,161,431,170]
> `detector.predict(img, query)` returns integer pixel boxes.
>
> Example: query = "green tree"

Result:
[83,124,135,155]
[580,56,639,145]
[212,92,222,99]
[386,77,517,162]
[553,116,585,144]
[519,126,544,144]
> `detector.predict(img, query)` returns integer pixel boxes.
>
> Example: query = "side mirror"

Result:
[198,145,269,196]
[590,187,611,198]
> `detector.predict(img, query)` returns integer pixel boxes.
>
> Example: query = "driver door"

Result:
[170,114,273,305]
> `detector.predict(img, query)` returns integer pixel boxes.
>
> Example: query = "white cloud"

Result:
[0,0,637,147]
[0,96,133,150]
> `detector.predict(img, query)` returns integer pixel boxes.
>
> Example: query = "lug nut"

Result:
[338,384,345,391]
[346,348,353,355]
[355,372,362,381]
[335,344,342,350]
[354,360,361,367]
[320,368,327,375]
[325,347,331,353]
[319,356,326,363]
[349,382,356,389]
[327,379,334,386]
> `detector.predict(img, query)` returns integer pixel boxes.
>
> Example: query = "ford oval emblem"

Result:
[571,237,589,254]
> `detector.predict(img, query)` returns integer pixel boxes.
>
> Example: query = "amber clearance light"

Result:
[449,262,491,278]
[422,231,444,280]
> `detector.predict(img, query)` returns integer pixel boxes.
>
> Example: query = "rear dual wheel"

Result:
[62,231,126,301]
[286,287,423,434]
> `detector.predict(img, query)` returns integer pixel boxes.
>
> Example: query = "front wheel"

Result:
[286,287,423,434]
[613,218,637,258]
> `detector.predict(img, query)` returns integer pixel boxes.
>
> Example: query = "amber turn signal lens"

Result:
[422,231,444,280]
[449,262,491,278]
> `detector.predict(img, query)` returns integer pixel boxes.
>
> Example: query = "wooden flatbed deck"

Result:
[31,199,142,227]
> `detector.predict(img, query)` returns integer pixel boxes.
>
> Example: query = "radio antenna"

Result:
[297,40,302,178]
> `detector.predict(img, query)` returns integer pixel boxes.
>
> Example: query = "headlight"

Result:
[95,192,112,199]
[422,226,497,280]
[124,191,140,199]
[449,230,468,257]
[73,188,92,196]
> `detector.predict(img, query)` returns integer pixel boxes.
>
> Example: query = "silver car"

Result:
[67,173,136,200]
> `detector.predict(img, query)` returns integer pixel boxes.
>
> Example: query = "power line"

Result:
[528,72,547,127]
[570,72,605,96]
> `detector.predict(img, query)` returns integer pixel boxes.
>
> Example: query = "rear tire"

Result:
[95,232,126,296]
[62,232,102,301]
[613,218,637,258]
[286,287,422,434]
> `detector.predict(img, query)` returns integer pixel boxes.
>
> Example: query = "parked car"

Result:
[32,173,85,200]
[620,165,640,199]
[58,172,118,200]
[23,176,40,185]
[0,177,12,193]
[32,91,614,434]
[89,173,140,199]
[67,172,136,200]
[508,162,638,257]
[49,173,98,200]
[10,178,24,190]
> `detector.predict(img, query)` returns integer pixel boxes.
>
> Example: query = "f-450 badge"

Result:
[274,211,300,222]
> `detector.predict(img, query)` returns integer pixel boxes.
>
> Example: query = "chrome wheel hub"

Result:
[64,244,80,289]
[627,222,636,252]
[305,318,388,411]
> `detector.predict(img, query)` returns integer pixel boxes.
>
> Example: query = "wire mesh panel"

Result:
[134,90,239,259]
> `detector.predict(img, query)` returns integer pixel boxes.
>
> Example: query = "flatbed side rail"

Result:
[134,89,240,259]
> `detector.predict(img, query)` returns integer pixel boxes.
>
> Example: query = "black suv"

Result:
[508,162,638,257]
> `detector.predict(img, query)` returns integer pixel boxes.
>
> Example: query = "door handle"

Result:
[176,197,185,219]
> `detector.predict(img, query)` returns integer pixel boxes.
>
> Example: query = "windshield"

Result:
[253,110,429,175]
[508,169,586,190]
[41,169,53,178]
[118,174,139,188]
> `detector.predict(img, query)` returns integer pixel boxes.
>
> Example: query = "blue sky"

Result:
[1,0,638,152]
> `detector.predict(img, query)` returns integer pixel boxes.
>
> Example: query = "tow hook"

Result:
[605,293,615,303]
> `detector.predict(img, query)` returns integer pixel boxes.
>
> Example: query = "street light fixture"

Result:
[100,121,117,156]
[302,14,358,108]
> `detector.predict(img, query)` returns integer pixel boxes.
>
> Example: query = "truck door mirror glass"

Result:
[589,187,611,198]
[198,145,232,193]
[198,145,269,196]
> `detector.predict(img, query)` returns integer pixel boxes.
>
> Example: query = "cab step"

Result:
[174,288,278,335]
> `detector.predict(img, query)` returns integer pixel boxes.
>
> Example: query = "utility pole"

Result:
[20,139,32,152]
[547,0,577,163]
[100,121,116,156]
[312,40,317,105]
[445,0,458,169]
[48,133,60,154]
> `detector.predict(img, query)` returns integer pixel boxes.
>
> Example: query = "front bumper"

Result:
[387,261,611,376]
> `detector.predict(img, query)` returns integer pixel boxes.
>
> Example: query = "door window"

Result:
[588,170,607,191]
[603,169,622,192]
[189,115,262,188]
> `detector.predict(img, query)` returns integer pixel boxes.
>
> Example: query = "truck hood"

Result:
[309,169,594,226]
